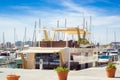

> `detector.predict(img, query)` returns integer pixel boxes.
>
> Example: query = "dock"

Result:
[0,63,120,80]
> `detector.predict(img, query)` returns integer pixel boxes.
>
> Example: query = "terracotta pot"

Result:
[6,75,20,80]
[57,71,68,80]
[106,68,116,78]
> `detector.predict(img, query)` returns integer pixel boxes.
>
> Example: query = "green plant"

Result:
[54,67,69,72]
[106,63,116,69]
[77,38,89,45]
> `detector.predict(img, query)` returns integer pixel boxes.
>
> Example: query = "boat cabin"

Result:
[19,47,69,69]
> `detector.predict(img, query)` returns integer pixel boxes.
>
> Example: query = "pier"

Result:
[0,62,120,80]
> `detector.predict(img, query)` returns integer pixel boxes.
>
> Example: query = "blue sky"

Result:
[0,0,120,44]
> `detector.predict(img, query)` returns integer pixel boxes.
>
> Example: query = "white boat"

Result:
[0,51,10,65]
[108,50,118,61]
[97,55,111,64]
[16,27,98,70]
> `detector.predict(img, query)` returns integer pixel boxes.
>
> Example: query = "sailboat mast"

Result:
[114,31,117,49]
[64,18,67,40]
[64,18,68,47]
[57,20,59,40]
[14,28,16,45]
[14,28,17,49]
[32,21,37,47]
[83,16,85,29]
[106,27,108,44]
[65,18,67,28]
[114,32,116,42]
[82,16,86,39]
[89,16,92,43]
[38,19,41,47]
[23,27,27,45]
[3,32,5,50]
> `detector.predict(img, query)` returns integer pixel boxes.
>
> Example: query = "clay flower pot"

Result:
[6,75,20,80]
[106,68,116,78]
[106,63,116,78]
[57,71,68,80]
[54,67,69,80]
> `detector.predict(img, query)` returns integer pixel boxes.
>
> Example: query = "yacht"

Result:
[16,27,98,70]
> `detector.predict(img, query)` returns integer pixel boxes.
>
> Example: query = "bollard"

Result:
[39,59,43,70]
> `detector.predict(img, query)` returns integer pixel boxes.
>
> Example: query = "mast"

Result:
[38,19,41,47]
[65,18,67,28]
[82,16,85,39]
[89,16,92,43]
[32,21,37,47]
[14,28,16,46]
[83,21,87,40]
[23,27,27,47]
[2,32,5,50]
[64,18,67,41]
[106,27,108,44]
[114,31,117,49]
[83,16,85,30]
[13,28,16,49]
[64,18,68,47]
[86,21,88,31]
[57,20,59,40]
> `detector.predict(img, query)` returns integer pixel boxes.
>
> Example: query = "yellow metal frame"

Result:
[20,53,27,69]
[43,29,49,41]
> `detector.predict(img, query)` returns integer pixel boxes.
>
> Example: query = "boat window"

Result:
[0,53,9,56]
[100,55,110,59]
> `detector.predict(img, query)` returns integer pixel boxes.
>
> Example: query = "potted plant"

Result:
[54,67,69,80]
[6,74,20,80]
[106,63,116,78]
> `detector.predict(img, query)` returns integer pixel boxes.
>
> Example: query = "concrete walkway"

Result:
[0,64,120,80]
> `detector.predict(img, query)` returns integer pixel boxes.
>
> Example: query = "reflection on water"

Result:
[0,63,17,68]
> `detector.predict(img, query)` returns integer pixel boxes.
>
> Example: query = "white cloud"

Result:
[0,15,35,42]
[62,0,92,16]
[0,0,120,44]
[93,16,120,27]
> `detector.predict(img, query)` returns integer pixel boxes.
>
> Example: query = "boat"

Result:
[15,27,98,70]
[97,47,119,65]
[108,50,118,61]
[0,51,10,66]
[97,54,111,65]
